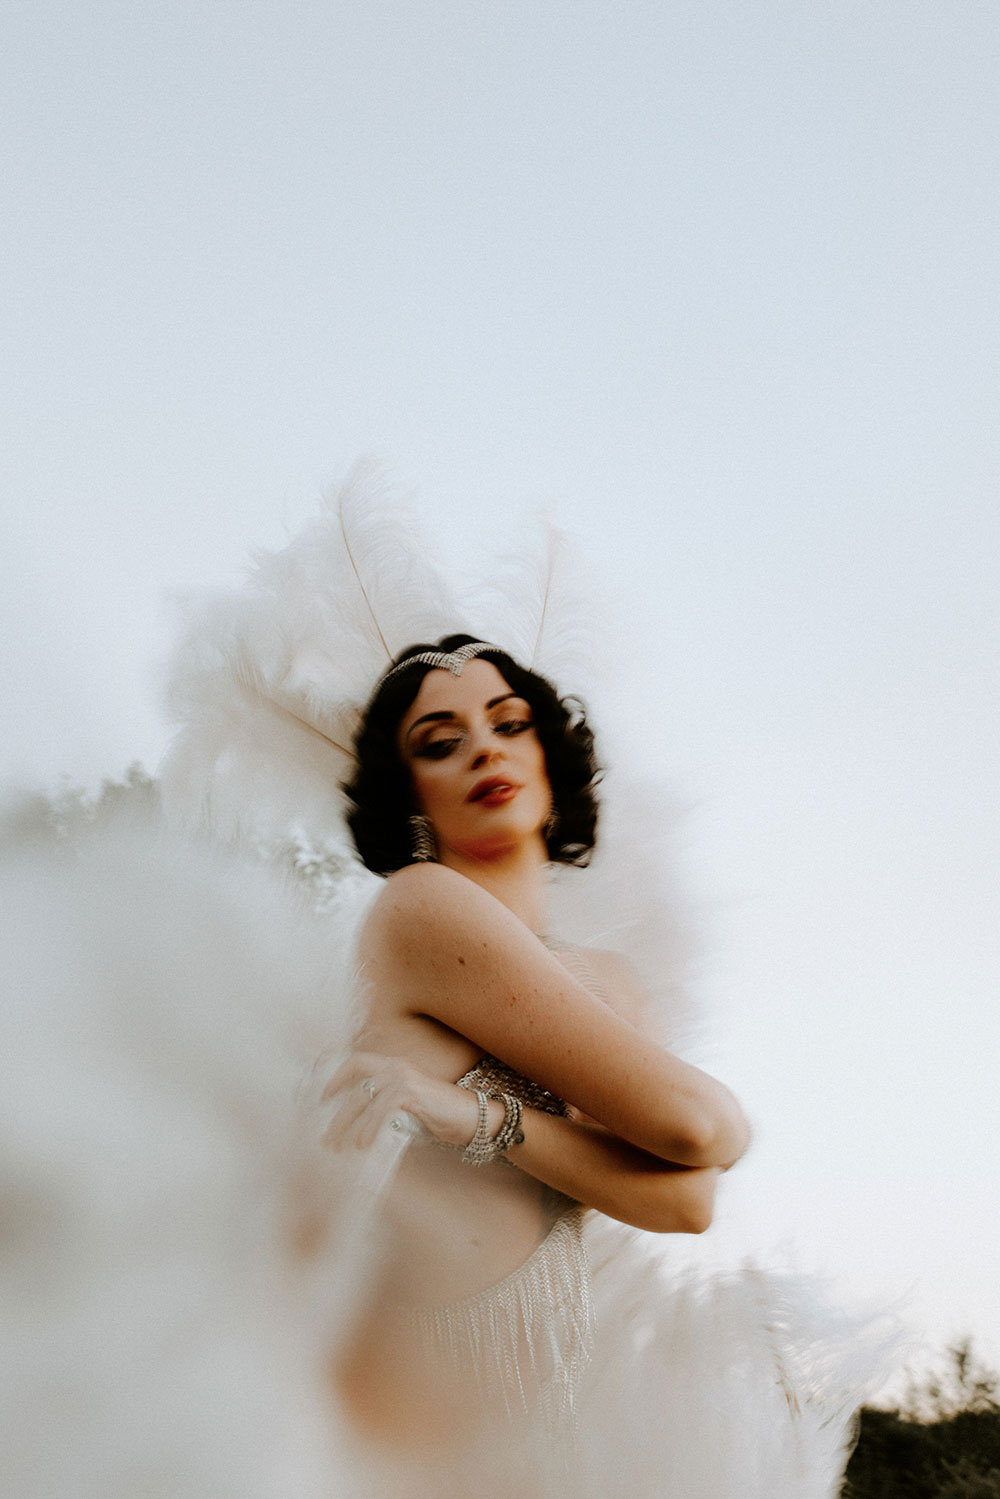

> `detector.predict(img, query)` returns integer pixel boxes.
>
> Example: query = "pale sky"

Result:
[3,2,998,1379]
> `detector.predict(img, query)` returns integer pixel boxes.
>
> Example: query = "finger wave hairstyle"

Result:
[344,634,600,875]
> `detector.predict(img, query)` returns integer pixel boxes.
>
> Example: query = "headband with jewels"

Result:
[377,641,506,688]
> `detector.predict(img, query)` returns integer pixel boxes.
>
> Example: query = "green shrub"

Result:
[843,1344,1000,1499]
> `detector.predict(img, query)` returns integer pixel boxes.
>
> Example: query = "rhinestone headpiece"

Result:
[378,640,506,688]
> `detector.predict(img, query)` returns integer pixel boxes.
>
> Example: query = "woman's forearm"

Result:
[504,1105,722,1234]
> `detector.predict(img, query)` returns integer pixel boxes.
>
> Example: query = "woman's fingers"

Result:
[323,1091,372,1147]
[320,1052,417,1150]
[320,1051,388,1102]
[324,1081,390,1148]
[318,1050,481,1152]
[353,1091,405,1151]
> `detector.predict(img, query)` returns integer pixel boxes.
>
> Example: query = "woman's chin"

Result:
[444,826,547,866]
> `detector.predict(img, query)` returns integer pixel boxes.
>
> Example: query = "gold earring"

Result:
[408,813,437,862]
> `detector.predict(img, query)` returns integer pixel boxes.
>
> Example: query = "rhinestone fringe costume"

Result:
[404,1014,596,1435]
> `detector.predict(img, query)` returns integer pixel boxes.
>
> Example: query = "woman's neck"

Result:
[438,840,548,933]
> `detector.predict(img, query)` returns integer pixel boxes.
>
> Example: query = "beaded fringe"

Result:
[404,1208,594,1436]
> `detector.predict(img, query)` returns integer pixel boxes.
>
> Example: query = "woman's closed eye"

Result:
[412,732,464,760]
[411,715,534,760]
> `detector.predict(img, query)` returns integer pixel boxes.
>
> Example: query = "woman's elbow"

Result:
[677,1187,716,1235]
[676,1102,751,1171]
[640,1201,713,1236]
[640,1169,719,1236]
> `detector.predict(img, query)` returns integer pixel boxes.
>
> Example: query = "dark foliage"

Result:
[842,1344,1000,1499]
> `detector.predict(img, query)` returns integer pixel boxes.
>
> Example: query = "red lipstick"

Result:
[468,776,520,806]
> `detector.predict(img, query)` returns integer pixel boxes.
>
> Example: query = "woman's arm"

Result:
[323,1048,721,1234]
[359,863,750,1171]
[510,1112,722,1233]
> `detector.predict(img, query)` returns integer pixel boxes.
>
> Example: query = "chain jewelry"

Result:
[461,1090,494,1165]
[493,1092,525,1153]
[380,641,504,688]
[361,1077,377,1099]
[459,1088,524,1164]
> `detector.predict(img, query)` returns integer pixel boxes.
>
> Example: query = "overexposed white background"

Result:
[3,1,998,1377]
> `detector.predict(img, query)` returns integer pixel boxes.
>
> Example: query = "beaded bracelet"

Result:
[461,1090,494,1165]
[461,1090,525,1165]
[493,1092,524,1154]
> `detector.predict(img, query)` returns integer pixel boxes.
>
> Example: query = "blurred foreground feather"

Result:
[0,777,386,1499]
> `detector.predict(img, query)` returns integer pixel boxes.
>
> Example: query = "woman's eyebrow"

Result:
[405,710,455,741]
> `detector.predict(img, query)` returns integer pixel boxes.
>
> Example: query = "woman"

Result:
[317,634,744,1478]
[0,486,887,1499]
[157,488,884,1499]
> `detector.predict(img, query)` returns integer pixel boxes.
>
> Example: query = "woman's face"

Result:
[397,659,552,865]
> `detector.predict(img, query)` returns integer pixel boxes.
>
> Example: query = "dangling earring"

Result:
[408,813,438,862]
[543,808,559,842]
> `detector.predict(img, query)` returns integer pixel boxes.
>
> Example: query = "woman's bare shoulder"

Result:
[360,863,514,957]
[371,862,494,917]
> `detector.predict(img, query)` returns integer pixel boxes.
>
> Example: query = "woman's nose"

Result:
[469,732,501,769]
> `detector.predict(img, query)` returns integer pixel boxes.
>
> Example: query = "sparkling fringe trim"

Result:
[402,1207,594,1435]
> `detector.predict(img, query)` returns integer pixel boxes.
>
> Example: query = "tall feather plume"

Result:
[160,465,459,847]
[460,520,607,705]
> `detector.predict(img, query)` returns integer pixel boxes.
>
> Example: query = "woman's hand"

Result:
[321,1051,490,1153]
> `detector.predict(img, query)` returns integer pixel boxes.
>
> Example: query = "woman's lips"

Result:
[468,778,520,806]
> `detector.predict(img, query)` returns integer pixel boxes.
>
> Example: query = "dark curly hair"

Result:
[344,634,600,875]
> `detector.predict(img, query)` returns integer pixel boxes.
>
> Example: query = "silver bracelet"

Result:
[462,1090,494,1165]
[493,1092,524,1155]
[461,1090,525,1165]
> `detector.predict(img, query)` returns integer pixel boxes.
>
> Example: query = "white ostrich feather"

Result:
[161,466,460,846]
[160,468,611,850]
[0,795,384,1499]
[460,520,606,703]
